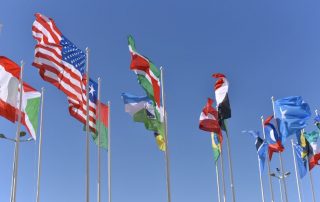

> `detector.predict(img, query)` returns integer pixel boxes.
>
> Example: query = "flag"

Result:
[243,130,268,171]
[294,143,308,178]
[211,132,221,163]
[0,57,41,139]
[19,83,41,139]
[32,13,97,131]
[199,98,223,143]
[309,153,320,170]
[264,116,284,160]
[121,92,165,151]
[212,73,231,130]
[314,115,320,129]
[128,36,161,107]
[303,131,319,154]
[274,96,311,143]
[0,56,20,122]
[91,102,108,149]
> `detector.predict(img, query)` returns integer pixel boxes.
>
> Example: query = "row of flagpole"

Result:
[7,50,114,202]
[245,98,319,202]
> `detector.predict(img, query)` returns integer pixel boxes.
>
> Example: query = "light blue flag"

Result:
[274,96,311,143]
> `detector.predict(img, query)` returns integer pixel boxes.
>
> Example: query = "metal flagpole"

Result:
[271,96,288,202]
[10,60,24,202]
[261,116,275,202]
[257,156,265,202]
[36,87,45,202]
[223,120,236,202]
[307,158,316,202]
[219,147,227,202]
[278,178,284,202]
[211,133,221,202]
[160,67,172,202]
[85,47,90,202]
[97,78,101,202]
[215,163,221,202]
[108,101,111,202]
[291,139,302,202]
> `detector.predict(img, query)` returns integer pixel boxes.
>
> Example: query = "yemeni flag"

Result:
[212,73,231,130]
[19,83,41,139]
[0,56,21,122]
[128,36,161,107]
[199,98,222,143]
[92,101,108,149]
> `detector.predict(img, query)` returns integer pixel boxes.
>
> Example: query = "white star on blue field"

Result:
[1,0,320,202]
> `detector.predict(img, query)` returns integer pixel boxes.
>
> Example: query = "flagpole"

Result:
[160,67,172,202]
[219,146,227,202]
[278,177,285,202]
[97,78,101,202]
[211,133,221,202]
[108,101,111,202]
[271,96,288,202]
[215,163,221,202]
[85,47,90,202]
[36,87,45,202]
[307,158,316,202]
[10,60,24,202]
[291,139,302,202]
[223,120,236,202]
[257,156,265,202]
[261,116,275,202]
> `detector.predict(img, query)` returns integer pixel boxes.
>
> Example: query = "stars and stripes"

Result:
[32,13,97,131]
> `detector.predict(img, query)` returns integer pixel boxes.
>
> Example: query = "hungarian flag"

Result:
[264,116,284,160]
[309,153,320,170]
[128,36,161,107]
[92,102,108,149]
[212,73,231,130]
[0,56,41,139]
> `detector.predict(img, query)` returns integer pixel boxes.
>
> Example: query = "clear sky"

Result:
[1,0,320,202]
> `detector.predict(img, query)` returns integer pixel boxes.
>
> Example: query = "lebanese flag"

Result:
[0,56,21,122]
[212,73,231,126]
[199,98,222,142]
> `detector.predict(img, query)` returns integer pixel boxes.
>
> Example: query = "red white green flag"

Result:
[0,56,41,139]
[128,36,161,107]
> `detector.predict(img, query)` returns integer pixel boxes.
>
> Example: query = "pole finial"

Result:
[315,109,318,116]
[260,115,264,120]
[86,47,90,53]
[271,96,275,101]
[160,66,163,70]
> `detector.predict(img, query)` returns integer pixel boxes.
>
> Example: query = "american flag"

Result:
[32,13,97,131]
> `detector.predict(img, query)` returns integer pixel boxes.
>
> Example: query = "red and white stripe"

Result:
[32,13,96,131]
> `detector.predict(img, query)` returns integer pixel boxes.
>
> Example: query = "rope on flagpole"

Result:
[291,139,302,202]
[85,47,90,202]
[261,116,275,202]
[10,60,24,202]
[108,101,112,202]
[271,96,288,202]
[36,87,45,202]
[160,67,172,202]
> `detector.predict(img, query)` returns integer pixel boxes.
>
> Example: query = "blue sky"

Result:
[1,0,320,201]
